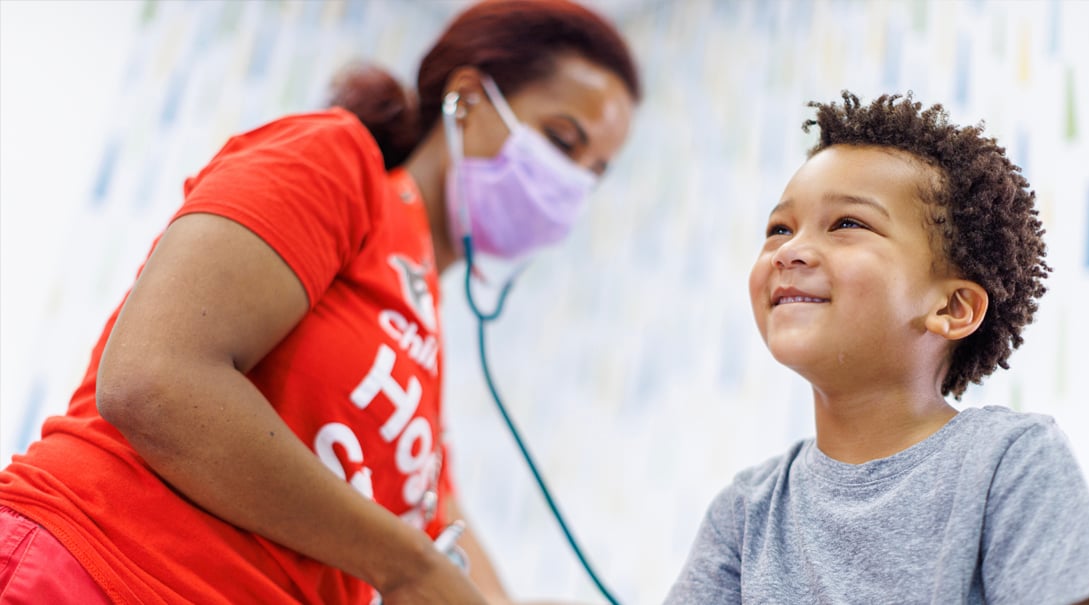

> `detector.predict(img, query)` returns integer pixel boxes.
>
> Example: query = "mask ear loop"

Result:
[475,74,534,288]
[479,75,519,133]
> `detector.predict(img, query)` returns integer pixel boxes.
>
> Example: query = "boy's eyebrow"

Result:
[768,199,793,217]
[823,193,891,218]
[768,195,892,219]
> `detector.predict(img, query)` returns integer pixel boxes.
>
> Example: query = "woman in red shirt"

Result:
[0,1,640,603]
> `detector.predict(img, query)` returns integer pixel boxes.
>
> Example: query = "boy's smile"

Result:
[749,144,951,391]
[772,286,830,306]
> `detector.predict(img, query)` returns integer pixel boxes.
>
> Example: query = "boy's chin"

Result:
[766,341,821,370]
[767,346,834,385]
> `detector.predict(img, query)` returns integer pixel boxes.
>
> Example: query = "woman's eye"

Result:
[766,224,791,237]
[545,130,576,153]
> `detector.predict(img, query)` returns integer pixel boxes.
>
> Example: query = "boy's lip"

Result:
[772,286,830,306]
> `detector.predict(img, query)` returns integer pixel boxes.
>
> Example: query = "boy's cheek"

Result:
[749,268,775,313]
[748,261,769,306]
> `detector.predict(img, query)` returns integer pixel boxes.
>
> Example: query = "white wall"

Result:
[1,0,140,465]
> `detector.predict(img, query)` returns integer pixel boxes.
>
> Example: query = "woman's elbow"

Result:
[95,350,176,440]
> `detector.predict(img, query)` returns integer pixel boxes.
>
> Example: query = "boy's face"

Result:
[749,144,950,387]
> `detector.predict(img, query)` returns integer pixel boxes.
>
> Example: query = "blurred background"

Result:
[2,0,1087,603]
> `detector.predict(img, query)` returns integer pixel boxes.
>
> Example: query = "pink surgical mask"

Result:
[443,75,597,259]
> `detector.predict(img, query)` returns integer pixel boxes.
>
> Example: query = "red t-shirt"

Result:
[0,108,453,604]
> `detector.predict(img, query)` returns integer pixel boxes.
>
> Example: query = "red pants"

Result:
[0,505,110,604]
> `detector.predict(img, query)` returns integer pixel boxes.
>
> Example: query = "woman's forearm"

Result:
[98,357,445,594]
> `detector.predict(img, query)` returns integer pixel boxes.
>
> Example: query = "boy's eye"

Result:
[833,217,866,230]
[766,224,791,237]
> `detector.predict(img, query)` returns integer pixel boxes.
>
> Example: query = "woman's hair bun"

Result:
[329,62,420,169]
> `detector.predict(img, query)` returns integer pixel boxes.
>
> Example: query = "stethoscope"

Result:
[461,235,622,605]
[444,90,623,605]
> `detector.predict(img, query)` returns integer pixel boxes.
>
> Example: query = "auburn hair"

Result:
[330,0,640,169]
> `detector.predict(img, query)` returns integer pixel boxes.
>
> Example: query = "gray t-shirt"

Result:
[664,406,1089,605]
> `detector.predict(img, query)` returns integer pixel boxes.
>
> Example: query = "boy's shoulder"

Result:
[733,439,808,490]
[950,404,1066,458]
[719,405,1067,504]
[708,440,809,514]
[963,403,1057,430]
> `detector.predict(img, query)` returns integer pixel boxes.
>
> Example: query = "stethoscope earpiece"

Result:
[442,91,461,117]
[443,90,473,120]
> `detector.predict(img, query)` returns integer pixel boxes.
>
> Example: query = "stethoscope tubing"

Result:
[462,235,623,605]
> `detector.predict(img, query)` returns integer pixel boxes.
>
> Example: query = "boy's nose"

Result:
[772,237,818,268]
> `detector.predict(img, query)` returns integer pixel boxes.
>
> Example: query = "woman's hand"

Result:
[378,547,487,605]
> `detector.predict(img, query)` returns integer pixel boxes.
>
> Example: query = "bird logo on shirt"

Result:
[388,254,437,332]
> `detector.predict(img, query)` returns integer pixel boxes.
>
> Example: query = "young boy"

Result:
[665,92,1089,604]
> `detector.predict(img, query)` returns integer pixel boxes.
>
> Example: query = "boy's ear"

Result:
[925,280,988,341]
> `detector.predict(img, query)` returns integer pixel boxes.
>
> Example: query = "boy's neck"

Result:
[812,387,958,464]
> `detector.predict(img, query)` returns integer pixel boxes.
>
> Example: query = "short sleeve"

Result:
[663,485,744,605]
[175,109,385,307]
[981,419,1089,605]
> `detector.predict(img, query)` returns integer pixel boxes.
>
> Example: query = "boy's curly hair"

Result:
[803,91,1049,398]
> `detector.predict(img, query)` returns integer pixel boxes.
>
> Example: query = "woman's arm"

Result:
[97,213,484,604]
